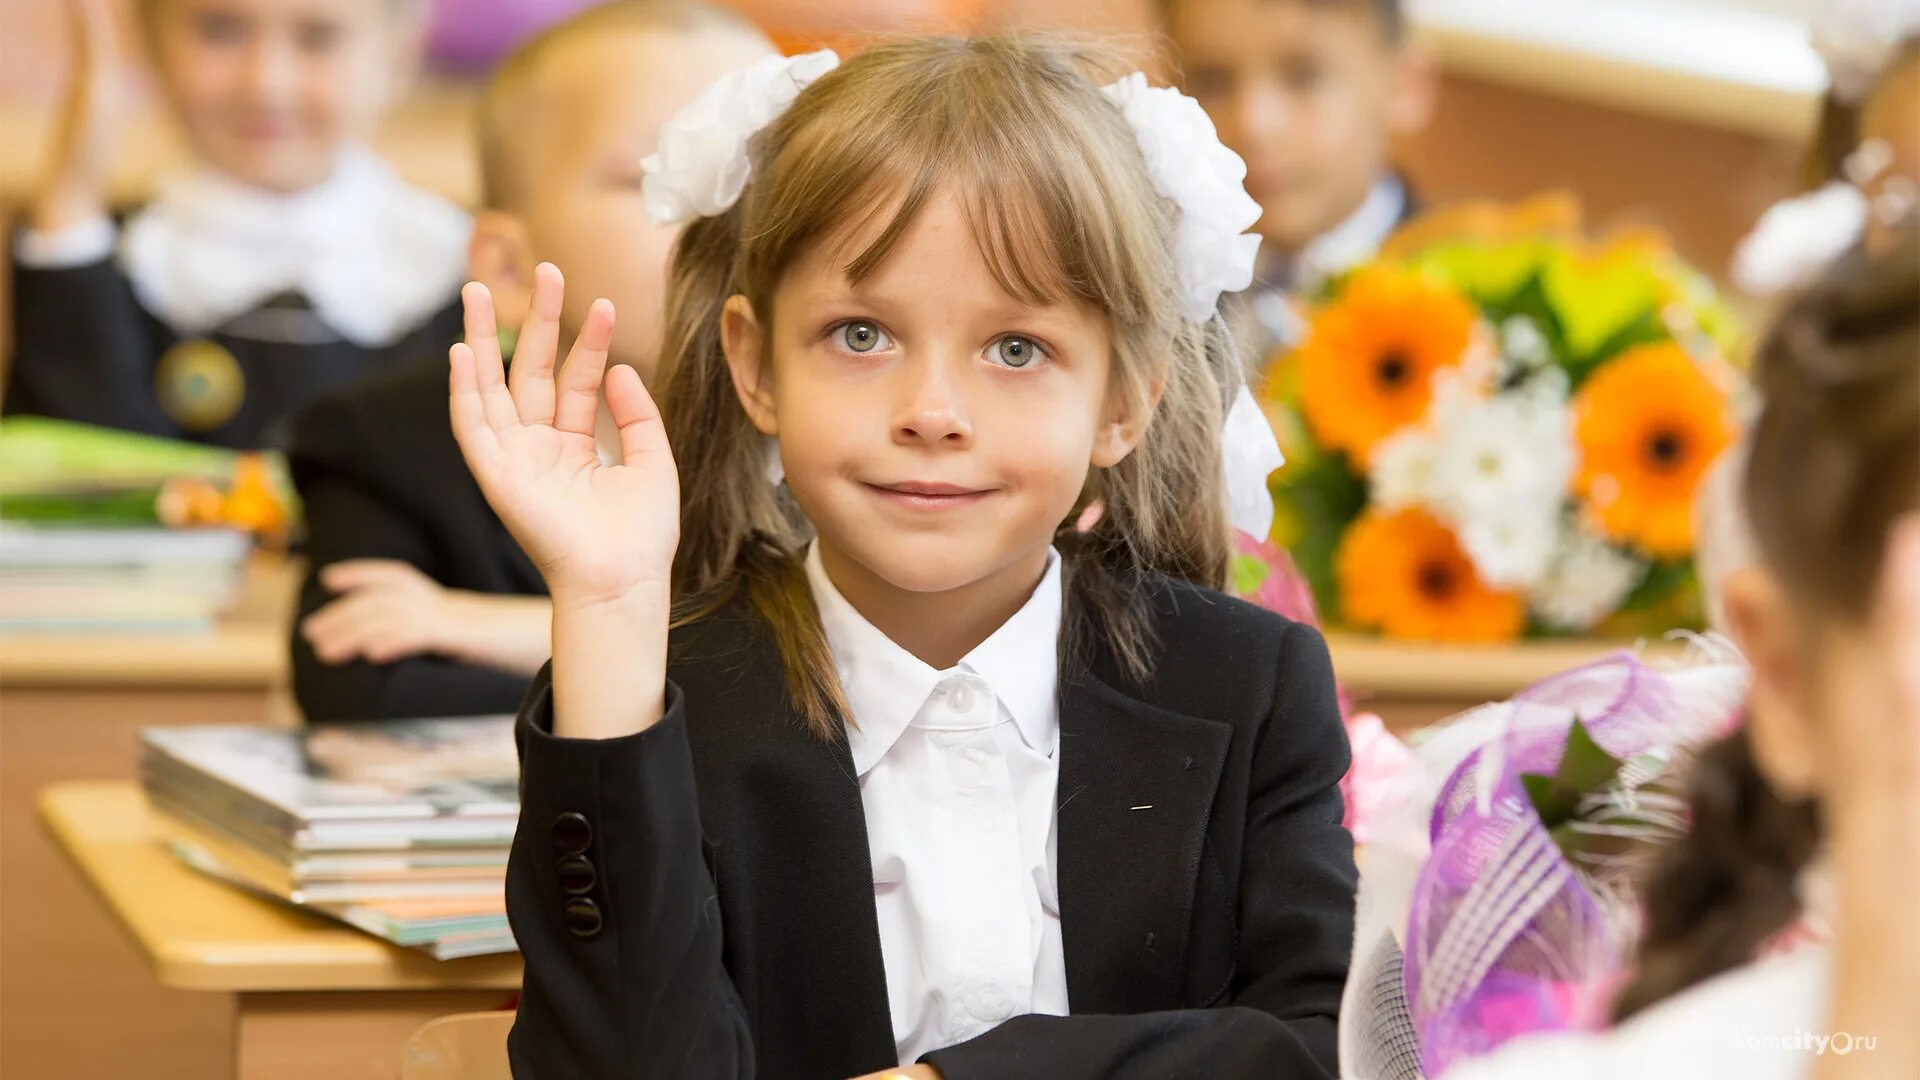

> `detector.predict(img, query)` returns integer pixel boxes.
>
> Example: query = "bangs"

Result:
[746,36,1168,328]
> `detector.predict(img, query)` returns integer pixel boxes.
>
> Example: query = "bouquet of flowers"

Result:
[1339,645,1749,1078]
[1259,196,1745,643]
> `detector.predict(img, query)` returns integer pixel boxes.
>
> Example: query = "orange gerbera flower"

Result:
[1296,268,1480,465]
[1572,342,1735,559]
[1337,508,1526,643]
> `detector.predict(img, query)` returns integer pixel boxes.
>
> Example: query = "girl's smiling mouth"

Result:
[862,480,994,512]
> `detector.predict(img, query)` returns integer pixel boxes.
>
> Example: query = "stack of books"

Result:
[0,416,292,633]
[140,717,521,960]
[0,525,251,633]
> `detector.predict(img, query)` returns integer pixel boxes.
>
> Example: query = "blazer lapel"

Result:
[1054,666,1233,1013]
[671,608,898,1074]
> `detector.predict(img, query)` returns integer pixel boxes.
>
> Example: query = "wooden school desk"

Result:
[39,780,522,1080]
[0,557,300,1079]
[1326,632,1688,735]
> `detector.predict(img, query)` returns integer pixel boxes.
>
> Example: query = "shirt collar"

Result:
[1293,173,1407,289]
[118,146,471,347]
[804,543,1062,776]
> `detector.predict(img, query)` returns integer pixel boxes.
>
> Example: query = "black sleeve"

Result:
[920,623,1356,1080]
[505,670,756,1078]
[289,426,536,722]
[5,255,180,436]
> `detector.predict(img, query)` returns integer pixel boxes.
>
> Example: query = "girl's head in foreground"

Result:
[139,0,426,192]
[1617,235,1919,1019]
[656,36,1242,733]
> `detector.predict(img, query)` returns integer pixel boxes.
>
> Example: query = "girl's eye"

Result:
[839,321,889,354]
[195,12,247,44]
[991,335,1043,369]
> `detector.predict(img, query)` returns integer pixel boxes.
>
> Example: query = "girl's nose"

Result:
[892,358,973,449]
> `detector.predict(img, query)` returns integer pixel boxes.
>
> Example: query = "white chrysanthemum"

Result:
[1429,393,1572,519]
[1458,510,1561,590]
[1531,527,1648,632]
[1369,427,1436,510]
[1499,315,1552,378]
[1427,391,1573,587]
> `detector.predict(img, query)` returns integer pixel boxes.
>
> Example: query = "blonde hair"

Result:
[477,0,762,211]
[659,35,1242,738]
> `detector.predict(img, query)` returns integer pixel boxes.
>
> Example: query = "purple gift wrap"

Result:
[1403,653,1713,1076]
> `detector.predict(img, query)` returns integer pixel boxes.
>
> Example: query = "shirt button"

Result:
[968,984,1014,1023]
[946,680,974,714]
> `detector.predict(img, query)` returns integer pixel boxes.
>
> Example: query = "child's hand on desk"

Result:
[451,263,678,738]
[35,0,123,233]
[302,559,553,676]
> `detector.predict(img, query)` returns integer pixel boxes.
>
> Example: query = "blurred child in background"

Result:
[289,0,772,721]
[4,0,467,448]
[1160,0,1434,363]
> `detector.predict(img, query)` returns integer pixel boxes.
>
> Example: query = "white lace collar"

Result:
[119,148,470,347]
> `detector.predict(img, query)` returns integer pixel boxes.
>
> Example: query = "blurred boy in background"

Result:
[1162,0,1434,361]
[289,0,772,721]
[6,0,468,448]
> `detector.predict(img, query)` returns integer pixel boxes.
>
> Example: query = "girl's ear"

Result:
[1090,374,1165,469]
[1723,566,1823,798]
[721,294,778,436]
[468,211,537,329]
[1388,42,1439,137]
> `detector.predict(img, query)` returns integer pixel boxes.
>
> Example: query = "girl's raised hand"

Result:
[34,0,123,232]
[449,264,680,611]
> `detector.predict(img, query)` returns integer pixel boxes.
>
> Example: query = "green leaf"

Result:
[1521,716,1626,830]
[1231,553,1272,597]
[1271,453,1368,619]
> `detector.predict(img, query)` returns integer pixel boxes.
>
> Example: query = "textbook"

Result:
[140,716,520,959]
[170,836,515,960]
[139,717,519,847]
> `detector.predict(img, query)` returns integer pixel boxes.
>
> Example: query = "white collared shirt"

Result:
[804,543,1070,1064]
[14,147,469,348]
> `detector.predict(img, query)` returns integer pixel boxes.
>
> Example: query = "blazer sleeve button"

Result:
[562,896,603,938]
[556,855,597,896]
[551,811,592,855]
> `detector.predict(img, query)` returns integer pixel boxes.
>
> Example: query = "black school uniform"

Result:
[507,575,1357,1079]
[4,150,468,450]
[287,357,547,722]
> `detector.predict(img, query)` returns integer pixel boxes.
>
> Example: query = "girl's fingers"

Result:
[605,363,672,468]
[553,298,617,437]
[508,263,564,426]
[449,344,502,469]
[320,559,422,594]
[461,283,519,430]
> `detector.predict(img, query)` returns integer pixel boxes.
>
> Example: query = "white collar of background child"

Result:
[640,50,1285,539]
[118,147,471,348]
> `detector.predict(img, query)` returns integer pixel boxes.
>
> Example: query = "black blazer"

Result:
[286,357,547,721]
[6,249,461,449]
[508,575,1357,1079]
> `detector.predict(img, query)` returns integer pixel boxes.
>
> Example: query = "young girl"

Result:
[1434,238,1920,1079]
[5,0,467,448]
[450,35,1356,1079]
